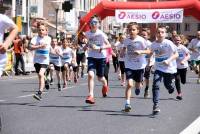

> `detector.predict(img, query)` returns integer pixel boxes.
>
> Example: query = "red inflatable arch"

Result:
[79,0,200,32]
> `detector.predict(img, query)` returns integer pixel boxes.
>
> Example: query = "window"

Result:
[184,23,190,31]
[16,0,22,5]
[198,23,200,31]
[176,23,181,33]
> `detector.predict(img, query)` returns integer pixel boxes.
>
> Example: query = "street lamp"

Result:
[50,0,62,38]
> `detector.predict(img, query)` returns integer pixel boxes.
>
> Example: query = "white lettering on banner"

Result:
[115,9,183,23]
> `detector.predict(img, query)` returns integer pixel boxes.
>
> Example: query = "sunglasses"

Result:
[90,21,98,25]
[39,29,45,31]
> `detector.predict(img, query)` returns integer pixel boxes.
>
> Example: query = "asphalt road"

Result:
[0,69,200,134]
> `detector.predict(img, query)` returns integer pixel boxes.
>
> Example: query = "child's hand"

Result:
[163,60,169,66]
[180,60,185,65]
[134,50,141,55]
[0,43,7,54]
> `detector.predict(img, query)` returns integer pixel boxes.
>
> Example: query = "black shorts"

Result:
[76,53,86,65]
[125,68,144,82]
[144,66,152,79]
[87,57,106,77]
[119,61,125,74]
[61,62,71,72]
[34,63,48,73]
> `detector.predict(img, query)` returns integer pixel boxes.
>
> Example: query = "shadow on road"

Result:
[79,109,156,118]
[0,102,37,107]
[40,105,95,109]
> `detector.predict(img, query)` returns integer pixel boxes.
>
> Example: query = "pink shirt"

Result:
[106,47,113,63]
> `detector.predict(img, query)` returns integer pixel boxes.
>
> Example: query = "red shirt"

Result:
[13,39,23,54]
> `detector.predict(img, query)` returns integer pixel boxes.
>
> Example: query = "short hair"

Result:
[156,26,167,32]
[37,22,47,29]
[127,22,139,30]
[90,14,101,23]
[141,28,150,35]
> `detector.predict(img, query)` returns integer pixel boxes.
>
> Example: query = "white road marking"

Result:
[180,116,200,134]
[16,94,34,98]
[0,75,37,81]
[15,83,87,100]
[0,100,6,102]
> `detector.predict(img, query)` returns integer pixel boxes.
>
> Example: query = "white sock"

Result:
[126,100,130,104]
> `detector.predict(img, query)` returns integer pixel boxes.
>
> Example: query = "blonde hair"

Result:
[180,34,189,46]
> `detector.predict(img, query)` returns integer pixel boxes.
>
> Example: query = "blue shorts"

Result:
[87,57,106,77]
[125,68,144,82]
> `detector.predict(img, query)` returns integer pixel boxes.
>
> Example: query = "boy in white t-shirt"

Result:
[140,28,154,98]
[0,14,18,77]
[122,22,149,112]
[29,23,51,100]
[150,26,178,115]
[49,37,63,91]
[84,15,111,104]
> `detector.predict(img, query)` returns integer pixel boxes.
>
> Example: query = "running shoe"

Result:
[81,71,84,78]
[144,89,150,98]
[58,84,62,91]
[135,88,140,95]
[85,95,95,104]
[50,78,53,85]
[74,77,78,83]
[102,85,109,97]
[197,78,200,84]
[176,93,183,100]
[124,103,131,112]
[33,92,42,101]
[121,82,125,87]
[168,88,174,94]
[153,104,160,115]
[45,79,50,90]
[63,84,67,89]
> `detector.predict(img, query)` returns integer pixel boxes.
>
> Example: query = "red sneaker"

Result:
[102,85,109,97]
[85,95,95,104]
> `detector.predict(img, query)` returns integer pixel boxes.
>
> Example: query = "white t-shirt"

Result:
[50,46,62,67]
[188,38,200,61]
[30,35,51,65]
[0,14,16,76]
[176,45,190,69]
[124,36,147,70]
[117,42,125,62]
[62,47,73,64]
[151,39,177,74]
[86,29,108,59]
[145,40,155,66]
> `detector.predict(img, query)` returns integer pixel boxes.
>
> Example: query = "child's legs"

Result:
[152,70,163,105]
[175,71,181,94]
[87,57,96,96]
[179,68,187,84]
[119,61,125,82]
[163,72,175,92]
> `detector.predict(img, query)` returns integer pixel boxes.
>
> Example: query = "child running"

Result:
[30,23,51,101]
[123,22,149,112]
[149,26,178,114]
[0,14,18,77]
[84,15,111,104]
[49,37,63,91]
[174,35,190,100]
[140,28,154,98]
[61,38,76,88]
[188,31,200,84]
[117,34,126,86]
